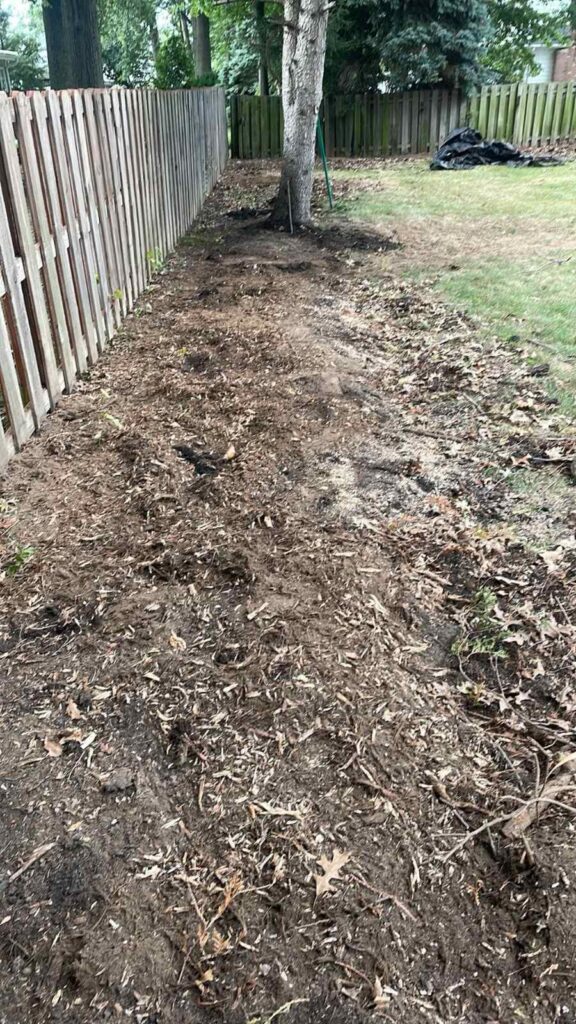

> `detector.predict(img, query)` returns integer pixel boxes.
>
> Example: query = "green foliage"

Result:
[154,32,195,89]
[324,0,382,92]
[452,587,513,661]
[5,544,35,576]
[483,0,570,82]
[378,0,491,91]
[146,247,164,272]
[194,70,218,86]
[99,0,157,86]
[0,5,47,90]
[210,2,281,94]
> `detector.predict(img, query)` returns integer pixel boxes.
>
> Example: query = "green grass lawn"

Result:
[331,161,576,221]
[330,160,576,406]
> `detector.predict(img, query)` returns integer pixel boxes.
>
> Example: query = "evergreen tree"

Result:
[324,0,382,92]
[377,0,491,91]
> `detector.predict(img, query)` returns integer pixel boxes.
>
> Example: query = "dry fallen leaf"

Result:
[314,848,351,897]
[62,729,84,745]
[194,968,214,991]
[66,698,82,721]
[373,976,392,1010]
[540,547,565,574]
[43,736,63,758]
[509,409,530,425]
[169,631,187,652]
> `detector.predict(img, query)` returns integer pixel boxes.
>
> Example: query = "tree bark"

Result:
[43,0,71,90]
[271,0,329,226]
[193,12,212,78]
[180,10,192,54]
[43,0,104,89]
[255,0,269,96]
[148,16,160,59]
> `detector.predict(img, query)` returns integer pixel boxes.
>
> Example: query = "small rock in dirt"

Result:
[317,372,342,397]
[100,768,136,794]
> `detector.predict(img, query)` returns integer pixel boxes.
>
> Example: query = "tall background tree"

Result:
[43,0,104,88]
[377,0,491,91]
[323,0,381,91]
[100,0,158,86]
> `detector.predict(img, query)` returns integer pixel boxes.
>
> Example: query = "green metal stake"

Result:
[316,118,334,210]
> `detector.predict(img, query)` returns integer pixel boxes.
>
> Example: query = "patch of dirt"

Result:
[1,163,576,1024]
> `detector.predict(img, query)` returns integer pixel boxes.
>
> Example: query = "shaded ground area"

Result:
[1,162,576,1024]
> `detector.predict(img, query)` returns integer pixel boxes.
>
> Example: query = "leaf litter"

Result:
[0,161,575,1023]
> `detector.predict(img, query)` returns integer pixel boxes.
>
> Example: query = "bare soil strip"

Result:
[1,163,575,1024]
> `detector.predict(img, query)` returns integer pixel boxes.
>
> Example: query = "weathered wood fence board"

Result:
[230,81,576,159]
[0,86,227,467]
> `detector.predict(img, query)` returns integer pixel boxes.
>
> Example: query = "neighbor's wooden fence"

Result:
[230,81,576,158]
[0,87,227,467]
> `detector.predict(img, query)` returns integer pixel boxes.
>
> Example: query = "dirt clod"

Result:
[100,767,136,793]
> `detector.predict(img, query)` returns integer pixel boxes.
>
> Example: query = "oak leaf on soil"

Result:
[314,848,351,897]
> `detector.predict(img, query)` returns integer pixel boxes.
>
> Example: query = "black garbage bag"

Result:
[430,126,563,170]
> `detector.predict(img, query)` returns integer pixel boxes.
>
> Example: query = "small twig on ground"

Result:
[287,182,294,236]
[424,770,490,816]
[442,793,576,862]
[351,872,418,922]
[441,813,521,863]
[503,779,576,839]
[267,1000,309,1024]
[329,959,372,985]
[2,841,56,890]
[248,999,309,1024]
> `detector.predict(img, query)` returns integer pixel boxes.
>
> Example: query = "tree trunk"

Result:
[271,0,329,226]
[193,13,212,78]
[254,0,269,96]
[43,0,104,89]
[43,0,71,90]
[148,14,160,58]
[180,11,192,54]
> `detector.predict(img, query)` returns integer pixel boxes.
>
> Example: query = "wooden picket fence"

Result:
[230,81,576,158]
[0,87,227,468]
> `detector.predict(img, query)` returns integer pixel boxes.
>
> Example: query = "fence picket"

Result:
[0,94,62,408]
[98,91,132,313]
[541,82,558,143]
[61,92,106,354]
[30,92,89,374]
[560,84,570,138]
[0,276,34,448]
[551,81,566,142]
[46,91,99,365]
[83,91,122,328]
[72,91,114,341]
[12,93,76,393]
